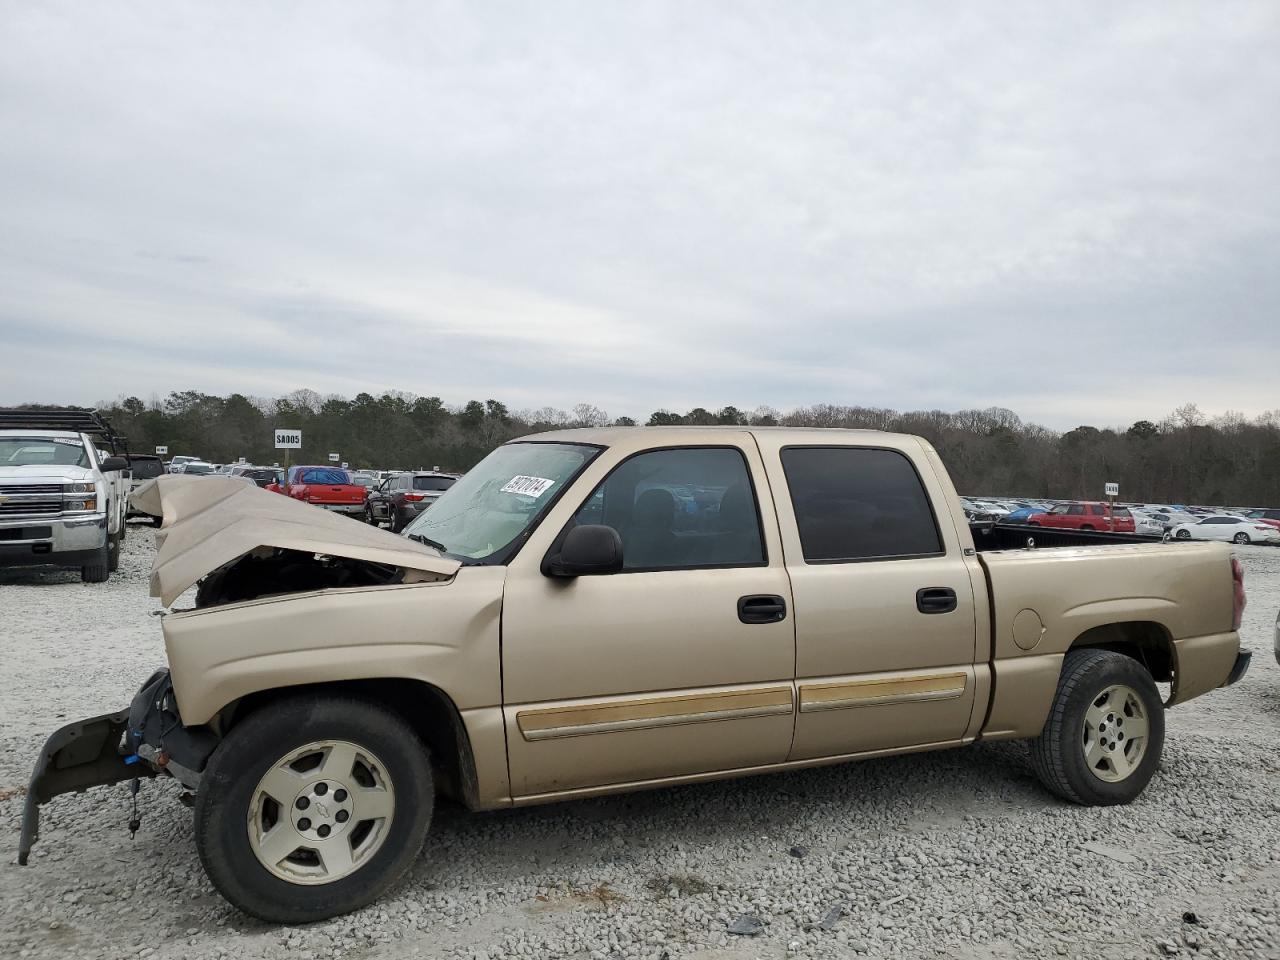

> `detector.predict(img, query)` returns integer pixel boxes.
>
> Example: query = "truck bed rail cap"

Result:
[133,475,460,606]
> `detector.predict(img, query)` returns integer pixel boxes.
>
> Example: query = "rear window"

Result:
[298,468,350,485]
[128,457,165,479]
[413,475,457,491]
[780,447,943,562]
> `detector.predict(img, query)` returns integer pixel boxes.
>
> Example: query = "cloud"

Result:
[1,1,1277,428]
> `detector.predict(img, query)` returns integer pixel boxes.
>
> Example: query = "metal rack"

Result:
[0,408,130,456]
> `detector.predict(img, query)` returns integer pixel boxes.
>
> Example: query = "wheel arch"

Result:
[1068,621,1174,684]
[221,677,482,809]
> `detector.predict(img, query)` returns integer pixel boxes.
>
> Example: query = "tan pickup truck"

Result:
[19,427,1251,923]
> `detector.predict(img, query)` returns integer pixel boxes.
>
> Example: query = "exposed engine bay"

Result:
[193,547,428,608]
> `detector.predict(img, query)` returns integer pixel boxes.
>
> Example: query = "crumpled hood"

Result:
[133,475,461,606]
[0,465,96,483]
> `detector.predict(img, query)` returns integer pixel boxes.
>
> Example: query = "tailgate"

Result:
[309,485,366,505]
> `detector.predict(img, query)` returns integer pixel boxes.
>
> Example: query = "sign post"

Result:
[274,429,302,492]
[1104,482,1119,530]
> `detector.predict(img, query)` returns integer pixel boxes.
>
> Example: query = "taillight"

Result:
[404,493,425,502]
[1231,556,1246,631]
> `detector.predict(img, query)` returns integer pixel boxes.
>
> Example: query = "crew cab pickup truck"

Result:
[19,427,1250,923]
[268,465,367,515]
[0,409,131,581]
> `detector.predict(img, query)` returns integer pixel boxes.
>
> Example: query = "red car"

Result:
[266,466,366,517]
[1027,501,1135,533]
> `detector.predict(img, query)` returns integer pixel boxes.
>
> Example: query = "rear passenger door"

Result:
[754,437,981,762]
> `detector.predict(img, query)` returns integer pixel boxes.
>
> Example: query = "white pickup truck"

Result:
[0,409,131,582]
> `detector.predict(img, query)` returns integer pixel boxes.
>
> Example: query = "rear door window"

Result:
[128,457,165,479]
[780,447,943,562]
[300,469,349,484]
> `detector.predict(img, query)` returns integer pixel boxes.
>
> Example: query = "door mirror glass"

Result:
[545,524,623,577]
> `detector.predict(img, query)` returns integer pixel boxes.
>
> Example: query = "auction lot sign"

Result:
[274,429,302,449]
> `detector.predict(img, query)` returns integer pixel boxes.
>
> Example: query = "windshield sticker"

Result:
[500,475,556,498]
[27,437,85,446]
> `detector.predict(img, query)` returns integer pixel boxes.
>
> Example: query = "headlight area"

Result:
[126,669,221,790]
[62,481,98,512]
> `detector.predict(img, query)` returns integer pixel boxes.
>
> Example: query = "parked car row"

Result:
[165,462,465,531]
[965,494,1280,544]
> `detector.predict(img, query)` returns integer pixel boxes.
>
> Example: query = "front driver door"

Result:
[501,439,796,799]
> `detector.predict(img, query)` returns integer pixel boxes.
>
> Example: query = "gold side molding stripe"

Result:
[799,672,968,714]
[517,686,794,742]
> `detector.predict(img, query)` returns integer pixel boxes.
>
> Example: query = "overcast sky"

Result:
[2,2,1277,429]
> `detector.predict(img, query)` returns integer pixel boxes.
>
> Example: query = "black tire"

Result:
[1233,532,1250,545]
[150,516,163,528]
[388,509,402,533]
[107,532,120,573]
[194,695,434,924]
[1031,649,1164,806]
[1175,529,1191,540]
[364,506,377,525]
[1080,524,1094,531]
[81,543,110,582]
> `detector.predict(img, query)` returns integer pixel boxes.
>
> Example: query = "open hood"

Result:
[133,475,461,606]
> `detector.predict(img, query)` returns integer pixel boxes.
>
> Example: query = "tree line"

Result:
[82,391,1280,506]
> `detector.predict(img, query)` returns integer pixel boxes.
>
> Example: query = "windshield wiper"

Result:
[407,532,449,553]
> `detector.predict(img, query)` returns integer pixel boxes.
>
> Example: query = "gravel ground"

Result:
[1,528,1278,960]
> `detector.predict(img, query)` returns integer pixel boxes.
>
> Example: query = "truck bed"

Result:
[970,521,1163,551]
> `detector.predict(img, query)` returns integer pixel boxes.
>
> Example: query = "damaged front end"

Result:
[18,669,218,865]
[20,475,459,865]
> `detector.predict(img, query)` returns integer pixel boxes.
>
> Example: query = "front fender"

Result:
[164,569,506,725]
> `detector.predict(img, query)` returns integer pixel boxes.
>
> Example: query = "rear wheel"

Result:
[107,532,120,573]
[1233,532,1250,544]
[1080,524,1094,531]
[194,696,433,923]
[389,509,402,533]
[1031,649,1164,805]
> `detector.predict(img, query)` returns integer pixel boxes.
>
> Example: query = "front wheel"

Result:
[1233,532,1250,544]
[81,542,110,582]
[194,696,434,923]
[1175,529,1191,540]
[1031,649,1164,805]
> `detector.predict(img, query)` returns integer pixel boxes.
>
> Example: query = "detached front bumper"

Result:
[17,670,218,865]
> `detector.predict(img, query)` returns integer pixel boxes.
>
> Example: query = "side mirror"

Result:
[545,524,624,578]
[99,456,129,472]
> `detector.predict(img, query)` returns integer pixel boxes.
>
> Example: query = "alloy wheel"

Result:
[247,740,395,885]
[1081,684,1149,783]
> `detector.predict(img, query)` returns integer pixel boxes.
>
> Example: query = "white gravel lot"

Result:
[1,528,1278,960]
